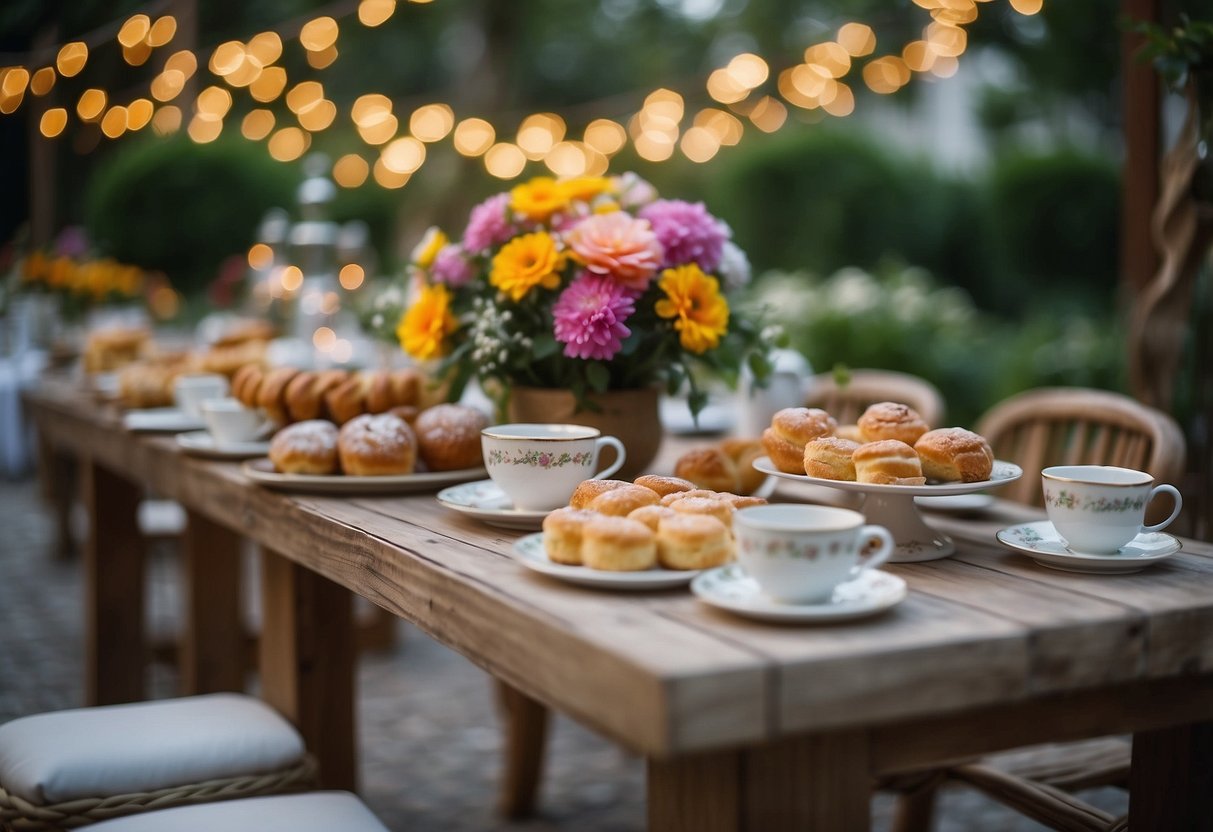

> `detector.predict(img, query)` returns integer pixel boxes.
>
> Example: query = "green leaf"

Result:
[832,362,852,389]
[665,363,685,395]
[531,333,560,359]
[585,361,610,393]
[687,389,709,419]
[747,351,772,381]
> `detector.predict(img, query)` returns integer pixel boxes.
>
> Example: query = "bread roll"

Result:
[660,489,719,506]
[366,369,423,413]
[542,507,598,565]
[257,367,301,426]
[633,475,696,498]
[656,514,733,570]
[670,495,735,529]
[915,427,994,483]
[269,420,339,475]
[285,369,348,423]
[857,402,930,446]
[716,493,769,510]
[674,448,737,493]
[337,413,417,476]
[627,504,677,532]
[413,404,489,471]
[762,407,837,474]
[803,436,861,481]
[570,479,630,509]
[325,374,370,426]
[719,438,767,495]
[588,484,660,516]
[835,424,865,443]
[582,516,657,571]
[233,365,265,408]
[853,439,926,485]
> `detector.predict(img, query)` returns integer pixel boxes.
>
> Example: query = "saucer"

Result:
[123,407,205,433]
[176,431,271,460]
[242,458,486,494]
[437,480,550,531]
[996,520,1182,574]
[691,565,906,623]
[513,533,699,590]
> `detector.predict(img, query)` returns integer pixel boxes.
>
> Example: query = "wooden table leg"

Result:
[180,510,245,695]
[38,438,78,561]
[259,547,357,791]
[647,730,871,832]
[82,460,145,705]
[1129,721,1213,829]
[495,680,550,818]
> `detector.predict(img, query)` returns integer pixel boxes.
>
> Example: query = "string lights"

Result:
[0,0,1044,186]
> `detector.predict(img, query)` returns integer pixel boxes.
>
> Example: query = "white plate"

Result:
[996,521,1182,574]
[437,480,550,530]
[176,431,271,460]
[754,456,1023,496]
[692,564,906,623]
[123,407,205,433]
[242,458,487,494]
[914,494,995,513]
[513,533,699,590]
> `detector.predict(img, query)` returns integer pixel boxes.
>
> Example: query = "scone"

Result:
[633,475,697,498]
[716,493,769,510]
[915,427,994,483]
[542,507,598,565]
[669,495,735,529]
[588,485,660,516]
[338,413,417,475]
[853,439,926,485]
[660,488,720,506]
[570,479,631,509]
[413,404,489,471]
[656,514,733,570]
[719,438,767,495]
[834,424,865,443]
[674,447,738,493]
[762,407,837,474]
[285,369,348,423]
[582,516,657,571]
[803,436,861,481]
[857,402,930,446]
[269,420,340,475]
[627,504,677,532]
[256,367,301,426]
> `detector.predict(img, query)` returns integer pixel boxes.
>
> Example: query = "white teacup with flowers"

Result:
[1042,465,1182,554]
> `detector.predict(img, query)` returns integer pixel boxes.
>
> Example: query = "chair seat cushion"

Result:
[0,694,304,805]
[86,791,389,832]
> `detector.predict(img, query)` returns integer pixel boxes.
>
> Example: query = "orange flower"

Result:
[398,284,458,360]
[560,176,614,204]
[510,177,569,222]
[489,231,564,301]
[654,264,729,354]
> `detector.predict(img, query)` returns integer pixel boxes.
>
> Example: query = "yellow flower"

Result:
[398,284,458,360]
[489,231,564,301]
[510,177,569,222]
[654,264,729,354]
[411,226,448,269]
[561,176,613,204]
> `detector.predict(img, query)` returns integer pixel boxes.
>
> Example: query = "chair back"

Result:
[975,387,1187,507]
[805,369,946,427]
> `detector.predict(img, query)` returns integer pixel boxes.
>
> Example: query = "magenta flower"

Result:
[639,199,728,271]
[462,193,515,254]
[430,243,474,287]
[552,272,636,361]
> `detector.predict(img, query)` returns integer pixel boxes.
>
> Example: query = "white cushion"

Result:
[86,791,389,832]
[0,694,304,805]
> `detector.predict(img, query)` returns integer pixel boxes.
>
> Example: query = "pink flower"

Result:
[462,193,515,254]
[430,244,474,287]
[552,272,636,361]
[564,211,663,292]
[639,199,728,271]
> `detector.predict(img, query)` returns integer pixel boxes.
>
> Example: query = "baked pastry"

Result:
[84,327,149,372]
[857,402,930,446]
[257,367,301,425]
[366,369,422,414]
[570,479,631,509]
[674,448,737,493]
[915,427,994,483]
[716,493,769,510]
[588,484,660,516]
[542,507,598,565]
[388,405,420,424]
[627,504,677,532]
[669,495,735,529]
[582,516,657,571]
[803,436,862,481]
[211,319,276,348]
[337,413,417,476]
[284,370,348,422]
[633,475,696,498]
[720,438,767,495]
[413,404,489,471]
[660,488,720,507]
[762,407,837,474]
[269,420,340,475]
[656,514,733,570]
[325,374,370,426]
[853,439,926,485]
[231,365,262,405]
[835,424,865,443]
[198,340,267,377]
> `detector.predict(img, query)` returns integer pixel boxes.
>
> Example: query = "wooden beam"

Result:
[1120,0,1161,296]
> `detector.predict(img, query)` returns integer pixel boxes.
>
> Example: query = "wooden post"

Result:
[179,510,245,694]
[1120,0,1160,297]
[495,680,550,818]
[1129,722,1213,829]
[82,460,146,705]
[259,547,357,791]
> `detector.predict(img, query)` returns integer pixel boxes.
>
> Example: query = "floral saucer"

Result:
[437,480,550,531]
[513,533,699,590]
[996,520,1182,574]
[691,564,906,623]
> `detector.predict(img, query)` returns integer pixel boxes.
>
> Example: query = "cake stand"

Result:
[753,456,1023,562]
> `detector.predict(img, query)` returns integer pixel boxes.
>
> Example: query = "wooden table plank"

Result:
[180,509,245,694]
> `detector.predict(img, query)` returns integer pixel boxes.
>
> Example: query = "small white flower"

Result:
[717,241,752,292]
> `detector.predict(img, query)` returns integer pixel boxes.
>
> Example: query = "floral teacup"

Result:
[481,423,626,511]
[1042,465,1182,554]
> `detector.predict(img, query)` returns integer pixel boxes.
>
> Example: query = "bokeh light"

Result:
[453,118,495,156]
[333,154,370,187]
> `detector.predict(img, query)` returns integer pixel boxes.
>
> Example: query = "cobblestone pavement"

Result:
[0,476,1126,831]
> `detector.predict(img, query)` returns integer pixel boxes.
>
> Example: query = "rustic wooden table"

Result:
[24,376,1213,831]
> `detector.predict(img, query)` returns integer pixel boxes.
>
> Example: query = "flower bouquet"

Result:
[397,173,774,419]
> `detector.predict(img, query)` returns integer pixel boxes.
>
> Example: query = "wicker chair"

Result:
[804,369,946,427]
[889,387,1186,832]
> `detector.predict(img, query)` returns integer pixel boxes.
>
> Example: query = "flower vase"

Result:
[506,385,661,480]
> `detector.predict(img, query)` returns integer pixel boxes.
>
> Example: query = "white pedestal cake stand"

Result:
[753,457,1023,562]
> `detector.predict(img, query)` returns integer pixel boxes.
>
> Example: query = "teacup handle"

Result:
[1142,484,1183,534]
[591,436,627,480]
[855,525,895,574]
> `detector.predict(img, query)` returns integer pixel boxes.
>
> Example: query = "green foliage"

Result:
[83,134,297,297]
[1133,13,1213,92]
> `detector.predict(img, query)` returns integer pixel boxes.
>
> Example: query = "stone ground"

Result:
[0,475,1127,831]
